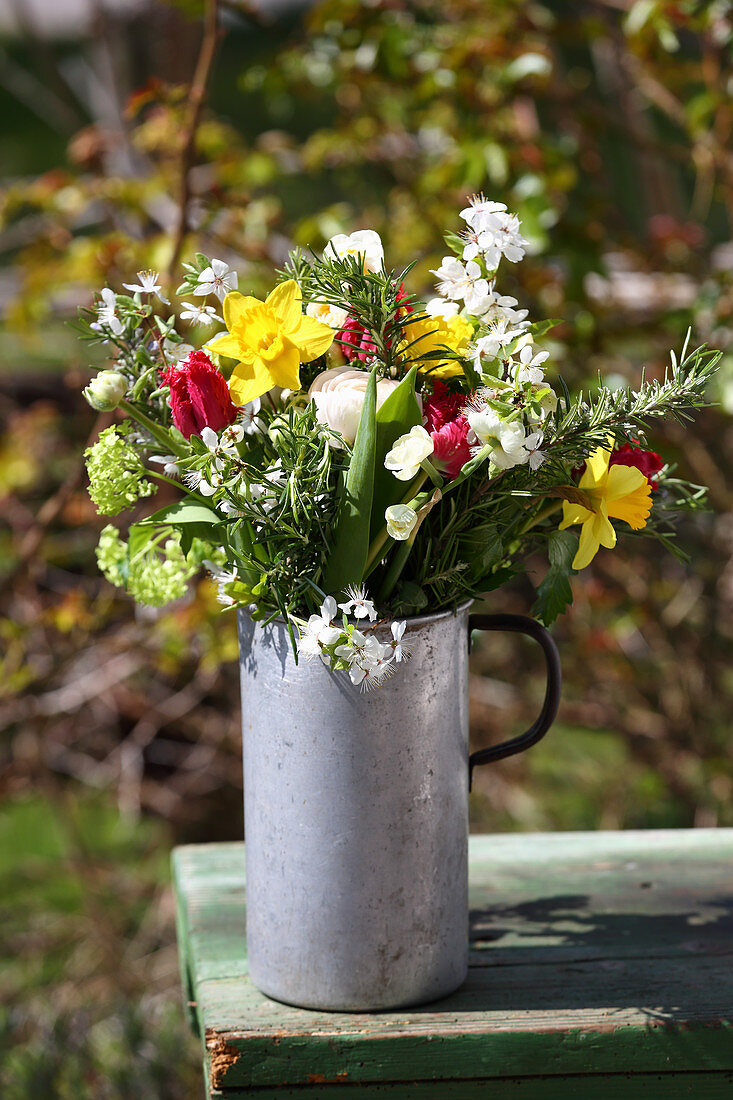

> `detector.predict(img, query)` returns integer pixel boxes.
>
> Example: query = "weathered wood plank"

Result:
[212,1071,733,1099]
[172,831,733,1094]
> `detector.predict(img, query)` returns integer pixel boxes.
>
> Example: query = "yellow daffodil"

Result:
[400,313,474,379]
[559,444,652,570]
[207,280,334,405]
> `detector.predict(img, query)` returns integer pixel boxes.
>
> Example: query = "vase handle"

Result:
[467,614,562,791]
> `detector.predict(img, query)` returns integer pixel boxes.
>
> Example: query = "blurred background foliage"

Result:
[1,0,733,1095]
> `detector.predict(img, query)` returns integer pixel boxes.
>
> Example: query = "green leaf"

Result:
[322,367,378,593]
[392,581,428,615]
[139,501,222,526]
[532,529,579,625]
[459,523,503,580]
[370,365,423,539]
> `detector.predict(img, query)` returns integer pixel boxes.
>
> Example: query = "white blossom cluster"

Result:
[297,590,410,691]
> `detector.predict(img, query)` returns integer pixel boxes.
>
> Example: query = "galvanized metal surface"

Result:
[238,604,472,1011]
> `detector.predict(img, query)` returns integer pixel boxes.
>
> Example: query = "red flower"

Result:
[336,282,412,363]
[337,315,378,362]
[423,381,472,479]
[161,350,238,439]
[609,442,664,490]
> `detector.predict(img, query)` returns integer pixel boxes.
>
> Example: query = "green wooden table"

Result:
[173,831,733,1098]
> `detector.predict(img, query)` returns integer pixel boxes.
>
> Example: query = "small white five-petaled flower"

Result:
[193,258,238,302]
[298,597,342,661]
[123,270,169,303]
[180,302,223,326]
[97,288,124,336]
[338,584,378,621]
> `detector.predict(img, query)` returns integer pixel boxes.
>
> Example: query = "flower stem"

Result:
[516,500,563,537]
[363,470,428,580]
[119,399,187,457]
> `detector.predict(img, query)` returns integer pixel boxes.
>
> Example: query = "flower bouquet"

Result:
[78,198,719,1011]
[81,197,717,689]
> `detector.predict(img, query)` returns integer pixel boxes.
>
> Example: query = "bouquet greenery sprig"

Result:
[78,200,719,689]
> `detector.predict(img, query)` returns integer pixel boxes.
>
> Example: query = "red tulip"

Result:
[161,350,238,439]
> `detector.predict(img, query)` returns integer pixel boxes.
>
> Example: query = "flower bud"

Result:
[384,425,434,481]
[83,371,128,411]
[385,504,418,541]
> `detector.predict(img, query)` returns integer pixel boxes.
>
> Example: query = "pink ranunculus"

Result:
[161,350,238,439]
[336,281,413,363]
[423,380,472,479]
[337,315,378,363]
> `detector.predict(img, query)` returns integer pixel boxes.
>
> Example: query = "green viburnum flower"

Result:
[84,423,156,516]
[95,525,198,607]
[96,524,128,588]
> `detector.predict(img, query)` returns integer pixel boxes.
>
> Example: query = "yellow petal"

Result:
[559,501,593,529]
[571,505,616,570]
[207,333,244,359]
[594,501,617,549]
[607,480,652,530]
[581,445,611,489]
[266,280,301,330]
[572,519,600,570]
[223,291,262,330]
[269,342,302,391]
[292,315,335,361]
[604,463,646,501]
[229,362,271,406]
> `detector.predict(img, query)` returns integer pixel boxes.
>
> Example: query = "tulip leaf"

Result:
[370,365,423,538]
[322,366,377,593]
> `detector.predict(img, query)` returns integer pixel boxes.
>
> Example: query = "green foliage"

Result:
[370,365,422,538]
[532,529,579,626]
[322,367,378,592]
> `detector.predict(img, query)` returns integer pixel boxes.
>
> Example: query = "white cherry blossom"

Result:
[180,302,222,325]
[97,288,124,336]
[459,195,507,227]
[338,584,377,621]
[465,406,529,470]
[431,256,488,311]
[473,320,526,363]
[123,270,169,303]
[390,620,410,662]
[524,430,547,471]
[516,343,550,385]
[194,258,238,302]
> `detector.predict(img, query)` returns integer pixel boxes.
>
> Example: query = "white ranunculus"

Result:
[324,230,384,273]
[308,367,399,446]
[306,298,349,330]
[384,425,434,481]
[425,297,460,319]
[83,370,128,411]
[465,408,529,470]
[385,504,418,541]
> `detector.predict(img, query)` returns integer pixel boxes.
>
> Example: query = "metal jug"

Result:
[238,602,561,1011]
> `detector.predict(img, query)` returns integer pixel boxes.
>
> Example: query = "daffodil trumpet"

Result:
[208,280,334,405]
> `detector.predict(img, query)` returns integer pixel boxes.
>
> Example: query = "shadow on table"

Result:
[413,891,733,1021]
